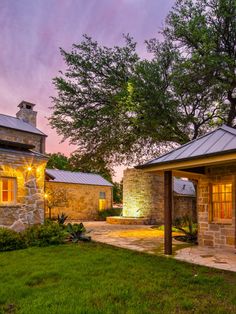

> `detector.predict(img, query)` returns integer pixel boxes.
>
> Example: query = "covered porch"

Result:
[137,125,236,255]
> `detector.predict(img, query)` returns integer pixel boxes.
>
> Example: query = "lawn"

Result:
[1,243,236,314]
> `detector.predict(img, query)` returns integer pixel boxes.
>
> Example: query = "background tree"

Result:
[50,0,236,165]
[47,153,71,170]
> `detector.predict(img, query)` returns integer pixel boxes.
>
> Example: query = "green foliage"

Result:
[113,181,123,203]
[0,227,26,251]
[57,212,68,225]
[66,223,91,242]
[50,1,236,164]
[173,215,198,243]
[23,221,66,247]
[47,153,71,170]
[69,152,113,182]
[98,207,122,220]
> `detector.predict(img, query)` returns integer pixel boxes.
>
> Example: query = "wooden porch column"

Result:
[164,171,172,255]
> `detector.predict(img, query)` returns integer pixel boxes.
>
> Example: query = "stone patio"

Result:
[83,221,236,272]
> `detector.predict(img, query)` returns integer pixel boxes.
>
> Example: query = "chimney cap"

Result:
[18,101,36,109]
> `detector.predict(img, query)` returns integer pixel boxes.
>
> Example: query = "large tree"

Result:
[50,0,236,165]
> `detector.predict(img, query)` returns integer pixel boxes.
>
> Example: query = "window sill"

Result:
[210,220,232,225]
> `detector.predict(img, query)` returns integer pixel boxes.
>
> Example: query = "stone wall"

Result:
[123,168,164,223]
[45,181,113,221]
[0,126,46,153]
[123,168,196,224]
[174,195,197,222]
[198,164,236,248]
[0,150,47,230]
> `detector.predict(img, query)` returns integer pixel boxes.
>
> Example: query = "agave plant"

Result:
[173,215,197,243]
[57,212,68,225]
[66,223,91,243]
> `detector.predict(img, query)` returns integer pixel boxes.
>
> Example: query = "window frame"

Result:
[209,181,233,224]
[99,192,106,200]
[0,177,17,205]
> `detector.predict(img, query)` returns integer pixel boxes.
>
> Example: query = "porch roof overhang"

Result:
[136,149,236,175]
[136,125,236,177]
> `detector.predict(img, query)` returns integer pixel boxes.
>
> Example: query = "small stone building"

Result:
[45,169,113,220]
[123,168,196,224]
[0,101,48,230]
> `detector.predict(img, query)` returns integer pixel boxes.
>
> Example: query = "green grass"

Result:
[1,243,236,314]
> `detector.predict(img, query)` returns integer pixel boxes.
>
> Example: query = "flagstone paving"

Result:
[84,221,236,272]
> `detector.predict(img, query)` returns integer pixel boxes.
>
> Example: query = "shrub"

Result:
[23,221,66,247]
[0,227,27,252]
[98,207,122,220]
[66,223,91,242]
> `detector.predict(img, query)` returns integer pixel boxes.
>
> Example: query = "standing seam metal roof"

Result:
[46,169,113,187]
[143,125,236,167]
[174,178,195,196]
[0,113,46,136]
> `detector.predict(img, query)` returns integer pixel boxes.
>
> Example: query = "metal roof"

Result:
[0,113,46,136]
[174,178,195,196]
[46,169,113,187]
[0,146,48,159]
[141,125,236,168]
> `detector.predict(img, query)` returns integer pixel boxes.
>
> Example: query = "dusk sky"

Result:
[0,0,175,181]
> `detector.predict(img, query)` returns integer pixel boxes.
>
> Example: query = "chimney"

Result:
[16,101,37,127]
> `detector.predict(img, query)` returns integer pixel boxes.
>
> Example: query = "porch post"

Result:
[164,170,172,255]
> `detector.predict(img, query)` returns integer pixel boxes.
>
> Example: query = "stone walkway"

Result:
[175,246,236,272]
[84,221,236,272]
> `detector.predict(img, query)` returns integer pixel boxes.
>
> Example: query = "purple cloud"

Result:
[0,0,175,179]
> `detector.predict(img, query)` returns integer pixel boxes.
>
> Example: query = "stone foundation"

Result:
[106,216,154,225]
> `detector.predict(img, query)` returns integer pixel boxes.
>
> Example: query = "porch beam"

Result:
[164,170,172,255]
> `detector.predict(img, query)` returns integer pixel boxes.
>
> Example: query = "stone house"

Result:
[136,125,236,252]
[122,168,196,224]
[45,169,113,220]
[0,102,113,230]
[0,101,48,230]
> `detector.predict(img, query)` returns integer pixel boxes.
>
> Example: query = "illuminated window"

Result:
[0,178,16,205]
[211,183,232,222]
[99,192,106,210]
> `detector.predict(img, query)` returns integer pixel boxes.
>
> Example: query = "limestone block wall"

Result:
[174,195,197,222]
[123,168,165,223]
[0,151,47,230]
[123,168,196,224]
[0,126,46,153]
[45,181,113,220]
[198,164,236,248]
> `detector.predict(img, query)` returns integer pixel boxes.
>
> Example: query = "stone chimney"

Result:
[16,101,37,127]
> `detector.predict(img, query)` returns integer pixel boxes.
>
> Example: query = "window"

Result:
[0,178,16,205]
[99,192,106,199]
[99,192,106,211]
[210,183,232,223]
